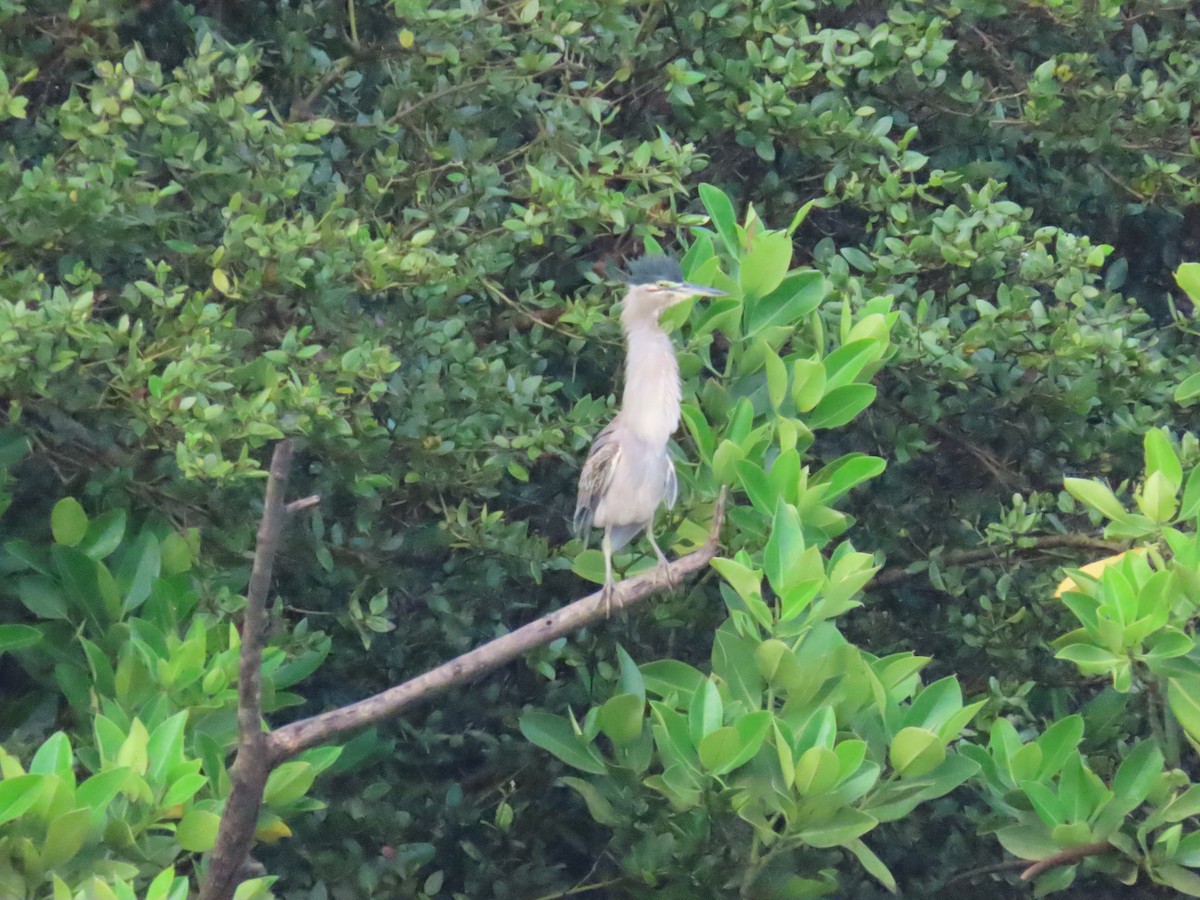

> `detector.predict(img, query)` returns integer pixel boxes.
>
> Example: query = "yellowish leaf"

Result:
[1055,547,1144,598]
[255,815,293,844]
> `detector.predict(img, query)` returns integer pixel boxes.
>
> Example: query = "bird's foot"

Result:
[656,553,676,591]
[600,580,617,617]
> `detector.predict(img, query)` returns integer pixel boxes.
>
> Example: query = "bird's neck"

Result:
[620,320,681,445]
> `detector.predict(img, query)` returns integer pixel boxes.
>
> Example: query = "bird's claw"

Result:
[600,580,617,617]
[656,555,676,591]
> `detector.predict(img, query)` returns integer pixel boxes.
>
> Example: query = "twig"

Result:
[200,441,295,900]
[286,495,321,513]
[934,857,1028,892]
[266,488,728,764]
[289,59,351,121]
[1020,841,1113,881]
[871,533,1127,589]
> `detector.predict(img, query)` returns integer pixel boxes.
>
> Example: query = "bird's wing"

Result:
[573,423,621,537]
[664,456,678,510]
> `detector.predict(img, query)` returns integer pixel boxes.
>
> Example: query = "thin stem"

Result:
[1020,841,1113,881]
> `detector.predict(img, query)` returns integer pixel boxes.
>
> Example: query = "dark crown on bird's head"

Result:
[622,254,684,286]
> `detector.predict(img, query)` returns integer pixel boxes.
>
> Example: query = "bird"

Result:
[573,255,725,614]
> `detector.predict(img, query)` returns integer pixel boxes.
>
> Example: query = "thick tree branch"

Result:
[266,488,728,765]
[870,533,1127,589]
[200,441,294,900]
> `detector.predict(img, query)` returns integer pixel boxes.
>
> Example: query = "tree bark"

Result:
[200,440,294,900]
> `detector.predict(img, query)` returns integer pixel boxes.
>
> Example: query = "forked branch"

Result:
[198,442,727,900]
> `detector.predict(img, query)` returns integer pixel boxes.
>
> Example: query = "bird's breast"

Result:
[592,435,672,528]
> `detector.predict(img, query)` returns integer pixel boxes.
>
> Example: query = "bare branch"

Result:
[286,494,321,514]
[870,533,1127,589]
[200,440,294,900]
[266,488,728,764]
[1020,841,1113,881]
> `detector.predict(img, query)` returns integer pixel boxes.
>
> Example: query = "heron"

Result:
[573,255,725,613]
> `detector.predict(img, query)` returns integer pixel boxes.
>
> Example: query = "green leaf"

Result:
[1155,863,1200,896]
[688,680,723,748]
[799,807,878,848]
[765,348,787,410]
[30,732,73,781]
[145,868,180,900]
[177,808,222,852]
[147,712,189,785]
[996,823,1055,860]
[51,498,89,547]
[77,768,130,820]
[1169,678,1200,745]
[806,384,877,430]
[1180,467,1200,519]
[0,624,41,653]
[739,231,793,302]
[698,183,739,255]
[1176,262,1200,304]
[846,838,897,894]
[733,458,777,514]
[794,746,841,795]
[813,454,887,502]
[698,725,739,772]
[1145,429,1183,491]
[598,693,644,746]
[41,807,92,868]
[1036,716,1085,779]
[615,644,645,701]
[822,339,884,392]
[1176,372,1200,405]
[1110,741,1163,814]
[1064,478,1128,521]
[889,727,946,778]
[745,270,824,334]
[558,777,621,827]
[0,775,47,826]
[18,575,68,620]
[773,720,795,788]
[1163,784,1200,823]
[117,532,161,611]
[724,710,772,773]
[903,676,963,733]
[572,549,606,585]
[640,660,705,700]
[78,509,127,561]
[1056,644,1120,669]
[116,718,150,776]
[52,546,106,629]
[764,502,805,597]
[711,557,762,605]
[791,359,827,413]
[680,403,715,463]
[519,712,607,775]
[264,761,317,806]
[712,625,765,708]
[698,711,770,774]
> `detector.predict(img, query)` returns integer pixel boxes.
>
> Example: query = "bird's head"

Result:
[618,255,724,326]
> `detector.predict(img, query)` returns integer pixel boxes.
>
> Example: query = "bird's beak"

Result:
[681,283,726,298]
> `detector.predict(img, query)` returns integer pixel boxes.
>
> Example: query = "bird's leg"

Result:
[644,526,675,590]
[600,529,616,616]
